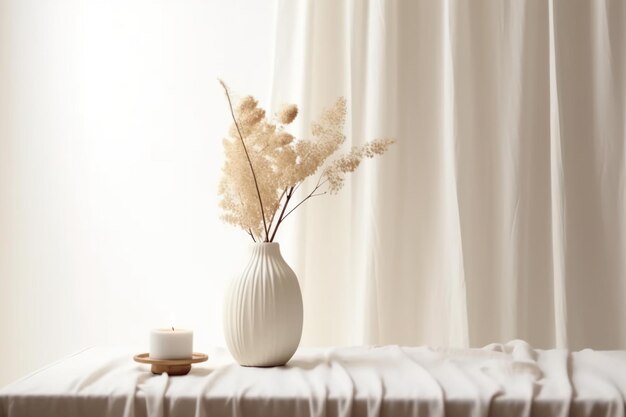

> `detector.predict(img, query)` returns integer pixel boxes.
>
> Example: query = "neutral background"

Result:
[0,0,274,386]
[2,0,626,388]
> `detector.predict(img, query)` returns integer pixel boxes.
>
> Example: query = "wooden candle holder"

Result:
[133,353,208,376]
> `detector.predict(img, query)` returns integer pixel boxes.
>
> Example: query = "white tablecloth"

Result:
[1,341,626,417]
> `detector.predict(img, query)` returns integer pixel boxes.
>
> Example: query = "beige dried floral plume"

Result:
[218,80,394,242]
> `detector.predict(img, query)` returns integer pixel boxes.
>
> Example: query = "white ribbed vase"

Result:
[223,242,303,367]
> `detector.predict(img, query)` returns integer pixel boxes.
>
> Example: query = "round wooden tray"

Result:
[133,353,208,376]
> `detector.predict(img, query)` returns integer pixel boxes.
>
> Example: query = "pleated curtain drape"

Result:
[269,0,626,350]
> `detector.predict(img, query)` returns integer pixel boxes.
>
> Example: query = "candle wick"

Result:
[171,326,174,331]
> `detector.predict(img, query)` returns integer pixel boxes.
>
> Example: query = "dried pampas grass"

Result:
[218,80,394,242]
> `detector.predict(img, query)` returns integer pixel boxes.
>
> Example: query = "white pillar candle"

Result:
[149,328,193,359]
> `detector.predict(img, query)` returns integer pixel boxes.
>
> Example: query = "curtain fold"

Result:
[548,0,567,349]
[271,0,626,349]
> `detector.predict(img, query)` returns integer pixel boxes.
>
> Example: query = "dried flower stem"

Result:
[269,186,295,242]
[219,80,269,241]
[268,188,289,232]
[269,175,328,241]
[279,180,327,225]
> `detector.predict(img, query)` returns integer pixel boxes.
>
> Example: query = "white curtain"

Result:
[271,0,626,350]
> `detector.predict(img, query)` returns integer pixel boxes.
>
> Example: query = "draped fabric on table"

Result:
[269,0,626,350]
[4,343,626,417]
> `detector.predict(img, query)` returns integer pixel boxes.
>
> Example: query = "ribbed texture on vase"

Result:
[223,242,303,366]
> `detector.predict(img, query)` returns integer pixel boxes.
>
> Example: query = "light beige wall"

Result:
[0,0,276,387]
